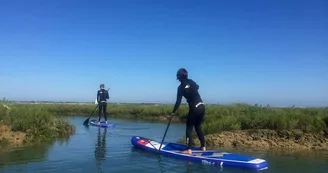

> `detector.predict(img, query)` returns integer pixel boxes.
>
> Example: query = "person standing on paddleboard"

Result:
[97,84,109,124]
[171,68,206,155]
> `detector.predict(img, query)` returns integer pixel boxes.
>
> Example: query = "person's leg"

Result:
[103,103,107,123]
[182,110,195,154]
[98,104,102,123]
[194,104,206,151]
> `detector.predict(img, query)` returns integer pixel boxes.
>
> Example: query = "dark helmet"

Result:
[176,68,188,80]
[100,84,105,88]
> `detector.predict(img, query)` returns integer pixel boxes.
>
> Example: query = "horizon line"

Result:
[2,100,327,108]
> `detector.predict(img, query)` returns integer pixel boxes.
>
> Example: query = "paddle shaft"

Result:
[83,104,99,126]
[158,114,174,153]
[89,104,99,119]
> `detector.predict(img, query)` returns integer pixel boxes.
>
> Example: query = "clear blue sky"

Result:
[0,0,327,106]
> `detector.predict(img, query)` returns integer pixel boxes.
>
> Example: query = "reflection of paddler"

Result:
[95,128,107,171]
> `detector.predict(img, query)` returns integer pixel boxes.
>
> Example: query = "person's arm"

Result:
[106,90,109,100]
[172,87,182,113]
[97,90,100,103]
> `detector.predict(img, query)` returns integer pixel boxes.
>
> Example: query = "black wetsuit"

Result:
[97,89,109,122]
[172,78,205,150]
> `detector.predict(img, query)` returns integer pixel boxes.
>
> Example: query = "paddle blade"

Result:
[83,118,90,126]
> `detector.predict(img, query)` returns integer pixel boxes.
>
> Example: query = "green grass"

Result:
[3,102,328,136]
[0,102,75,145]
[200,104,328,135]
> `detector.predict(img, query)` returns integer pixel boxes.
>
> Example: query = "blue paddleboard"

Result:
[131,136,268,171]
[90,119,115,128]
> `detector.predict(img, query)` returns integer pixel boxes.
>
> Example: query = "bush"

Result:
[0,103,75,144]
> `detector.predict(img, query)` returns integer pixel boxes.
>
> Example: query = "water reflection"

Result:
[1,116,328,173]
[94,128,107,173]
[157,155,165,173]
[0,144,50,169]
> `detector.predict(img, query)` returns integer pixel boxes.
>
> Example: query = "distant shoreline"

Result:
[3,100,327,108]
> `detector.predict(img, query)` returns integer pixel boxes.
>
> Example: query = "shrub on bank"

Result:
[3,103,328,135]
[201,104,328,135]
[0,103,75,144]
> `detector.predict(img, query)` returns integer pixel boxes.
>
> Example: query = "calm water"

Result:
[0,116,328,173]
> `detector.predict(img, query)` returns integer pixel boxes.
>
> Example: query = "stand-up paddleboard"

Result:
[131,136,268,171]
[90,119,115,128]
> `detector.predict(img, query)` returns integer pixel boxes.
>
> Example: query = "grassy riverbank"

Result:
[2,102,328,149]
[0,102,75,148]
[8,103,328,133]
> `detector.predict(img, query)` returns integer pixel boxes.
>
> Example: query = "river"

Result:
[0,116,327,173]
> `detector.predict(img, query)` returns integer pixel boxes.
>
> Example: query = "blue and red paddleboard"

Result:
[90,119,115,128]
[131,136,268,171]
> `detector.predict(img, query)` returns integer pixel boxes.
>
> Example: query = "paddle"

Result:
[158,112,174,153]
[83,88,110,126]
[83,104,99,126]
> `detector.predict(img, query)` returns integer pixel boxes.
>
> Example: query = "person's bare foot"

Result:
[182,149,192,155]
